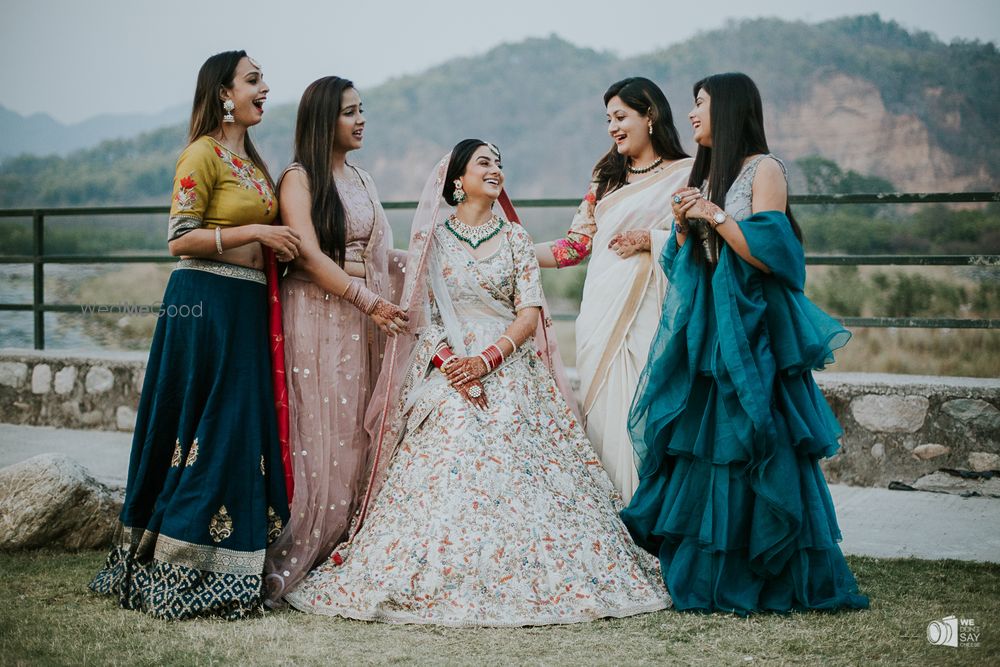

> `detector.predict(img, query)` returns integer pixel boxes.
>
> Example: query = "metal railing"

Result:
[1,192,998,349]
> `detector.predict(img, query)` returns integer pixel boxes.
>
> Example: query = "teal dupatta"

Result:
[623,211,868,614]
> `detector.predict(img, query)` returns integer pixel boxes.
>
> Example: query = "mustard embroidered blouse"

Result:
[168,136,276,241]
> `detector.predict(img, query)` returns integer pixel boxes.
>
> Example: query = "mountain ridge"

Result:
[1,14,996,207]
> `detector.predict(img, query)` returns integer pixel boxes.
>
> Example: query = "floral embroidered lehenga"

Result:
[284,153,669,626]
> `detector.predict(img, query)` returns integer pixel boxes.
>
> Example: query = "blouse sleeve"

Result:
[509,224,544,311]
[167,140,217,242]
[549,183,598,268]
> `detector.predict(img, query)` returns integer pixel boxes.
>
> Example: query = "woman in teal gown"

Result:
[622,72,869,615]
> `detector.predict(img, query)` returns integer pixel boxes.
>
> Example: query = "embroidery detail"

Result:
[551,232,592,268]
[185,437,199,467]
[260,455,265,476]
[170,439,182,467]
[174,258,266,284]
[174,174,198,211]
[209,506,234,543]
[213,145,274,214]
[267,506,283,543]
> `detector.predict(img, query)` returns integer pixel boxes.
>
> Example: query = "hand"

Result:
[670,187,702,225]
[457,379,488,410]
[370,300,409,336]
[685,197,723,224]
[256,225,301,261]
[608,230,650,259]
[444,356,488,388]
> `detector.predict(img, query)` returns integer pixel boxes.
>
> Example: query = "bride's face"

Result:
[457,145,504,203]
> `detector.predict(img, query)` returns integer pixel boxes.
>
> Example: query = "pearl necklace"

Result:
[445,214,505,249]
[626,157,663,174]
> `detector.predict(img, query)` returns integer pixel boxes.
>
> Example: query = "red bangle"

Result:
[432,346,454,369]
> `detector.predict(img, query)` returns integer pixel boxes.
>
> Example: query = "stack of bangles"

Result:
[341,281,381,315]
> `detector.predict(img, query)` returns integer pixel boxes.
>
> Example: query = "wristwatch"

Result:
[711,210,727,229]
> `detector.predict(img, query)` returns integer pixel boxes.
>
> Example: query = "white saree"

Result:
[574,159,693,503]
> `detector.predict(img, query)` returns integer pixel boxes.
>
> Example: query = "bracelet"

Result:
[215,227,224,254]
[500,335,518,354]
[341,281,381,315]
[478,344,504,373]
[432,345,455,370]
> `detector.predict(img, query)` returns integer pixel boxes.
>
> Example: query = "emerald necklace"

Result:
[445,213,505,249]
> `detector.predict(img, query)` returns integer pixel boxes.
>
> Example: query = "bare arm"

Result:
[280,169,408,333]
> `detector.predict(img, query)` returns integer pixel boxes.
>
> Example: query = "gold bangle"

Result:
[215,227,224,254]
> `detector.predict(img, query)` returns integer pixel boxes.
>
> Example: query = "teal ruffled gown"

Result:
[622,208,869,615]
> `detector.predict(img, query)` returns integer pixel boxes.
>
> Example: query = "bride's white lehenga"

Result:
[285,157,669,627]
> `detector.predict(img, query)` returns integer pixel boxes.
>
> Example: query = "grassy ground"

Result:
[2,551,997,666]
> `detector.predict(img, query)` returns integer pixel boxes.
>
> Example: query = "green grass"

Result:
[1,551,997,666]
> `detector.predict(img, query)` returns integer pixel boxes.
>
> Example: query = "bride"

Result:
[284,140,669,626]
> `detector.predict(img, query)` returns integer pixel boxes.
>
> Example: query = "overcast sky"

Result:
[4,0,998,124]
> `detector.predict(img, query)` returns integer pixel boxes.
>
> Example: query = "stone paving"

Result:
[2,423,998,563]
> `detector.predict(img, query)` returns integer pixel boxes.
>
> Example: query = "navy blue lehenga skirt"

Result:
[90,260,289,620]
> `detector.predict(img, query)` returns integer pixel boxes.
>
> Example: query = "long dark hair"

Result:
[443,139,496,205]
[687,72,801,243]
[292,76,356,265]
[188,50,273,187]
[593,77,688,201]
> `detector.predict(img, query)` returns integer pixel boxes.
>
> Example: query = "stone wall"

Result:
[1,351,998,488]
[0,349,145,432]
[816,373,1000,487]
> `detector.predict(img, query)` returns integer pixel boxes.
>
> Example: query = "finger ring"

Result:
[389,323,398,332]
[468,385,482,398]
[673,195,682,204]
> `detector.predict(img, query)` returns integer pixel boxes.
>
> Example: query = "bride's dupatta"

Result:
[342,153,576,545]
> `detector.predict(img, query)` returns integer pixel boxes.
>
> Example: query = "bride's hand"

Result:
[370,299,408,336]
[444,356,488,386]
[444,356,488,387]
[608,230,650,259]
[458,379,488,410]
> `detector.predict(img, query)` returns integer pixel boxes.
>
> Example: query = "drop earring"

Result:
[223,99,235,123]
[452,179,466,204]
[648,120,653,135]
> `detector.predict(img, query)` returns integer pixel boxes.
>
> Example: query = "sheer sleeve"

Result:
[509,224,544,311]
[550,183,597,268]
[167,139,217,241]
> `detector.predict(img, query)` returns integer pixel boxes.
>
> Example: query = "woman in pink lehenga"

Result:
[263,76,408,604]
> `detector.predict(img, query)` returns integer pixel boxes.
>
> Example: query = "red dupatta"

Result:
[264,246,294,503]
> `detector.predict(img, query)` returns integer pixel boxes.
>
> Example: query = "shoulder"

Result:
[279,163,310,193]
[506,219,535,245]
[350,164,379,192]
[178,135,218,163]
[752,155,787,190]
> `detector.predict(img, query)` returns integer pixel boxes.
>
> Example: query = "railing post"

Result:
[32,210,44,350]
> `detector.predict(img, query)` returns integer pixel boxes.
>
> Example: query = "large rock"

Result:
[0,454,122,550]
[850,394,929,433]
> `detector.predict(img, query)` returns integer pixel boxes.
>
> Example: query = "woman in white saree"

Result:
[284,140,669,626]
[536,78,692,503]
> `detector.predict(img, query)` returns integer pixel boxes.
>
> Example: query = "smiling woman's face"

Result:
[456,144,504,203]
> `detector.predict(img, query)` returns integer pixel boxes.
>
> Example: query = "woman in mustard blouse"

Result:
[90,50,300,620]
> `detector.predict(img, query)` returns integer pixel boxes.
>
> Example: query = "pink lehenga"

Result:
[264,164,403,603]
[283,154,669,626]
